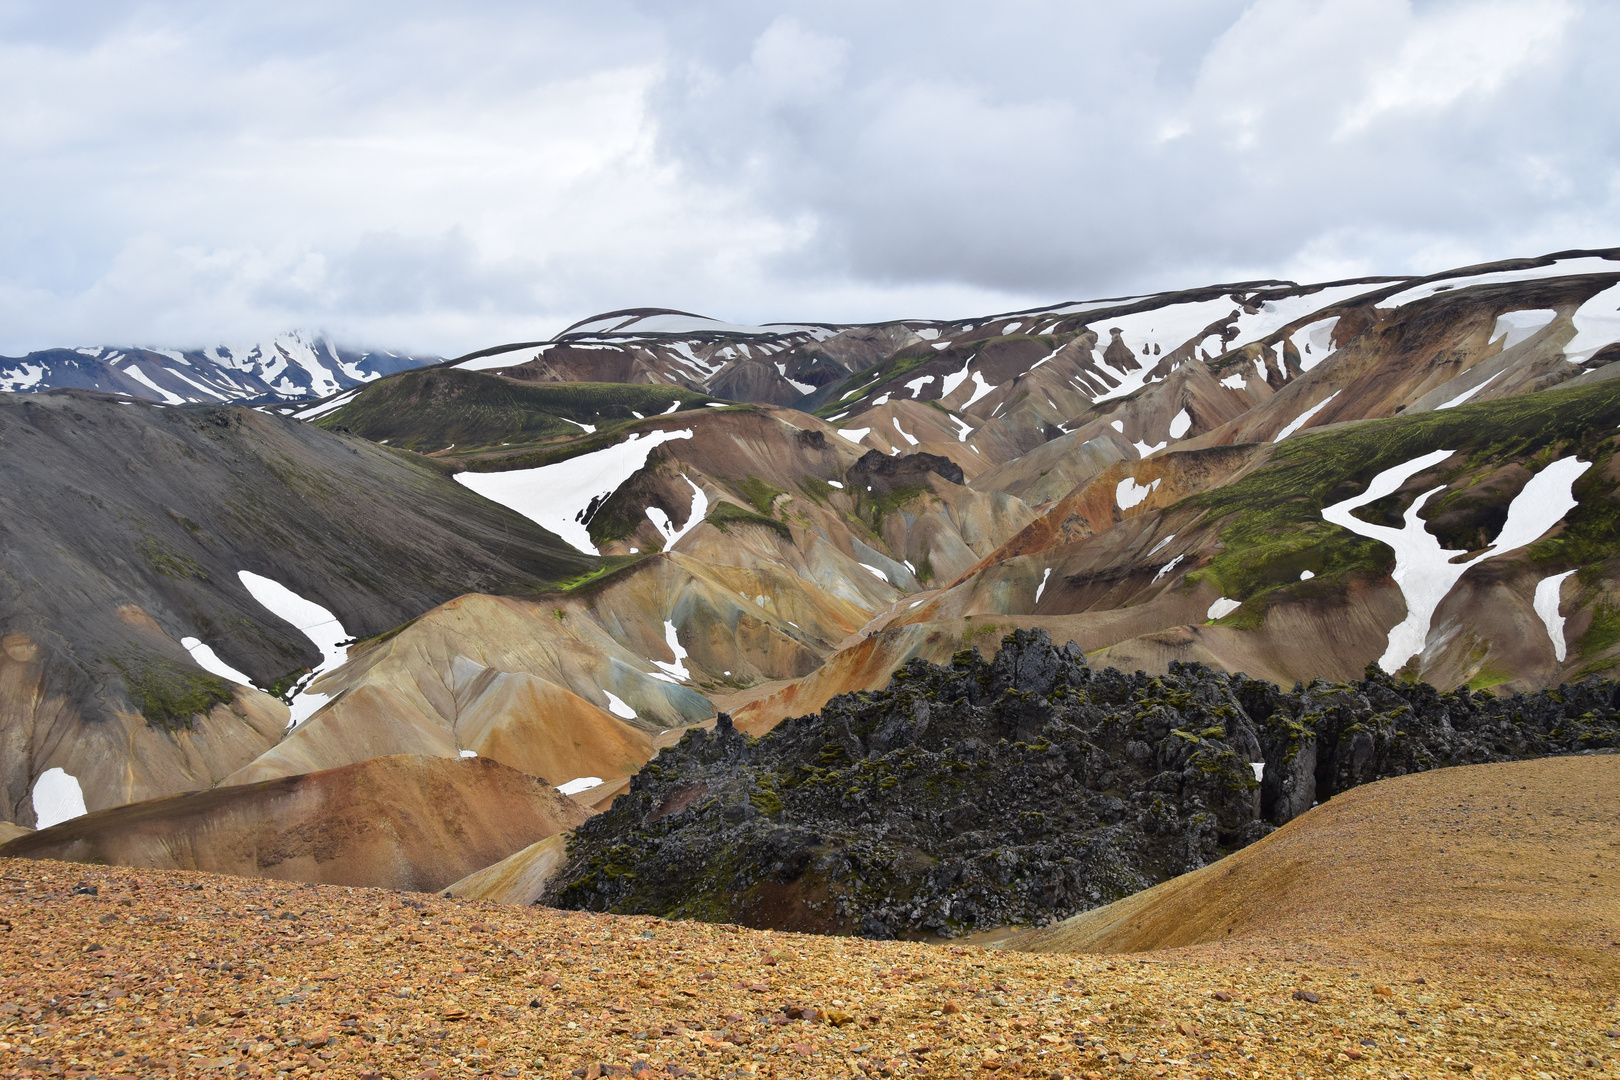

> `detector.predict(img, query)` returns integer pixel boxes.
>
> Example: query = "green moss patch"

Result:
[114,657,234,732]
[704,502,793,541]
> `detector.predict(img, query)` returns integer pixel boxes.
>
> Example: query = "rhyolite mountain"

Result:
[5,248,1620,909]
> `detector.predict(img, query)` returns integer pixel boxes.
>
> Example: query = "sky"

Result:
[0,0,1614,357]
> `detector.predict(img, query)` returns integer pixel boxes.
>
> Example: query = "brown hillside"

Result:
[1007,753,1620,975]
[0,755,589,893]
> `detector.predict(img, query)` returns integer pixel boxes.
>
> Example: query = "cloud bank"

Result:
[0,0,1613,354]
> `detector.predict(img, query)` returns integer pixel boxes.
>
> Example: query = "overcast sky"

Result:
[0,0,1614,355]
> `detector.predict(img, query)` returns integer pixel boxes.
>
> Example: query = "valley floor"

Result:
[0,855,1615,1080]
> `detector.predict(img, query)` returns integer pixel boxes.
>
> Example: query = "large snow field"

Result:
[1378,256,1620,308]
[32,767,87,829]
[1089,298,1239,403]
[1491,309,1558,349]
[0,362,45,391]
[1290,317,1339,371]
[1322,451,1591,672]
[1564,282,1620,364]
[454,429,694,555]
[237,570,353,728]
[1225,285,1380,354]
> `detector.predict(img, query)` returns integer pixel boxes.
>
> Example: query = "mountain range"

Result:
[3,247,1620,936]
[0,331,437,404]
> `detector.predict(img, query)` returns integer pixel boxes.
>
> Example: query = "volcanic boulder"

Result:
[545,631,1620,939]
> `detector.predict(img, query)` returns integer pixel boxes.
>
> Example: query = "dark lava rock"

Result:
[845,449,964,494]
[544,629,1620,940]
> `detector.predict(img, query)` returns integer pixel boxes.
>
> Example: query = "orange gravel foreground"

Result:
[0,856,1616,1080]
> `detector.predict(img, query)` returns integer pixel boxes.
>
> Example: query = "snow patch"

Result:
[1436,369,1504,410]
[1564,281,1620,364]
[1034,567,1052,604]
[1250,762,1265,783]
[1116,476,1160,510]
[1219,372,1247,390]
[1133,439,1167,458]
[1299,570,1315,580]
[650,621,690,681]
[1168,409,1192,439]
[645,474,709,553]
[1380,256,1620,308]
[459,749,479,758]
[32,768,86,829]
[557,777,605,796]
[827,480,844,489]
[860,563,890,583]
[1490,309,1558,349]
[121,364,188,405]
[292,390,358,421]
[180,636,253,686]
[454,429,693,555]
[1273,391,1341,441]
[1146,534,1176,557]
[1534,570,1578,663]
[1207,597,1241,620]
[456,344,550,371]
[1289,317,1340,372]
[237,570,351,728]
[1110,419,1125,432]
[603,692,637,720]
[948,415,974,442]
[892,418,919,446]
[1152,554,1186,583]
[960,371,996,409]
[940,358,974,398]
[836,427,871,444]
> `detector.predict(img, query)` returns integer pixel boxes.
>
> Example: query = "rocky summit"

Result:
[546,629,1620,938]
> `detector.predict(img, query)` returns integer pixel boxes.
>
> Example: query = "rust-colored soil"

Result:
[0,755,589,894]
[4,752,1620,1080]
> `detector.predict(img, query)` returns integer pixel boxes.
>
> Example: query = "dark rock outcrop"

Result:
[845,449,965,494]
[545,631,1620,939]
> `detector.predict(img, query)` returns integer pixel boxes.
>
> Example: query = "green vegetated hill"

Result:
[1188,378,1620,619]
[315,366,717,454]
[543,629,1620,939]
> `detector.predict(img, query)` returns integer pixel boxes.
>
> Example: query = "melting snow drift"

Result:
[238,570,352,728]
[32,767,87,829]
[454,429,694,555]
[1322,452,1591,673]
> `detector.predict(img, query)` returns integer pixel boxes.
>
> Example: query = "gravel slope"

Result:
[1,845,1616,1079]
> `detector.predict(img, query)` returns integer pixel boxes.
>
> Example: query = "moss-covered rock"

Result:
[545,629,1620,940]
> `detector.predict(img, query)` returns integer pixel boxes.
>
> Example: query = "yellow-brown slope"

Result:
[1007,753,1620,976]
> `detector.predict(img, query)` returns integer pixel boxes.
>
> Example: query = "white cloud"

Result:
[0,1,1611,356]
